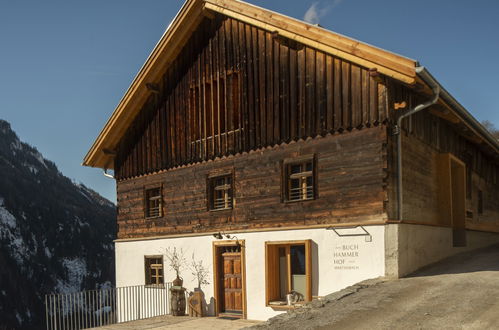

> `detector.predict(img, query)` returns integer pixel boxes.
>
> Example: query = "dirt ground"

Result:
[248,244,499,330]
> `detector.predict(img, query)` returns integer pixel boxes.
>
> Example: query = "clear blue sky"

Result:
[1,0,498,203]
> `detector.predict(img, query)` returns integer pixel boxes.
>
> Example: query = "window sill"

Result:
[145,215,162,220]
[283,197,316,204]
[145,284,166,289]
[209,208,233,213]
[267,301,305,310]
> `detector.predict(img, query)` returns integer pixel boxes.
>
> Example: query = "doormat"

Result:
[218,316,241,321]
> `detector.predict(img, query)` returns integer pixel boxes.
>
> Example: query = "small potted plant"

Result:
[164,247,186,287]
[188,254,210,317]
[189,254,210,291]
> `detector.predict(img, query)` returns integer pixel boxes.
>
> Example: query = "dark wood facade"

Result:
[114,15,388,180]
[117,127,387,239]
[112,13,499,239]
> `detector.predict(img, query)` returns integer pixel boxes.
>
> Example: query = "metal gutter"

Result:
[394,66,440,221]
[394,65,499,221]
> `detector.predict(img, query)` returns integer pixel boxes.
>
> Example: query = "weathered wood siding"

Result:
[116,127,387,239]
[385,85,499,231]
[114,14,388,180]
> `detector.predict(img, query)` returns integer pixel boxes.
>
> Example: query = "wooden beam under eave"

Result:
[429,107,461,124]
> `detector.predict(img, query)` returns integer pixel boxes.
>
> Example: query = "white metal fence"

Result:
[45,283,172,330]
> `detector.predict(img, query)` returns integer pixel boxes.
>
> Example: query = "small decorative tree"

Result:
[188,254,210,317]
[189,254,210,290]
[164,247,187,286]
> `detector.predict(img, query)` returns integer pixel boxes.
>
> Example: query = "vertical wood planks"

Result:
[115,16,389,180]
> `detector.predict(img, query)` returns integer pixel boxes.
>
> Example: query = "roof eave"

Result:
[83,0,206,169]
[417,67,499,157]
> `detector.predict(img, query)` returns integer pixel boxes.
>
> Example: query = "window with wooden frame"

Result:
[144,256,164,286]
[265,240,312,306]
[208,174,233,211]
[283,156,316,202]
[144,187,162,218]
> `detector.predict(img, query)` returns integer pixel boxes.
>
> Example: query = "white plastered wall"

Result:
[115,225,385,321]
[385,223,499,277]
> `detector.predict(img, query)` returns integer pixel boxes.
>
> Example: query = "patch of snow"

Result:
[10,139,22,151]
[97,281,113,290]
[15,311,23,324]
[0,204,16,228]
[29,150,48,169]
[77,185,94,203]
[45,247,52,258]
[0,204,30,265]
[94,306,112,316]
[22,162,39,174]
[55,258,87,294]
[30,233,38,254]
[9,236,29,264]
[74,216,89,228]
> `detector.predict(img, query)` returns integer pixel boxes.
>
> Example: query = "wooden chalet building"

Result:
[83,0,499,320]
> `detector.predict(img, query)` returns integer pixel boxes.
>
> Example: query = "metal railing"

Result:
[45,283,172,330]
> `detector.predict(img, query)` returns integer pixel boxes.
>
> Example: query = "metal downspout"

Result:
[394,66,440,220]
[103,169,114,179]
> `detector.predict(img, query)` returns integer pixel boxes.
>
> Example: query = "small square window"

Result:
[145,187,162,218]
[284,157,315,202]
[208,174,233,211]
[145,256,164,286]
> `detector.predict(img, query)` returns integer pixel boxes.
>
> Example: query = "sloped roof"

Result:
[83,0,498,170]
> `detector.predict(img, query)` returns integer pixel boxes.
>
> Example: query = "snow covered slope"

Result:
[0,120,116,329]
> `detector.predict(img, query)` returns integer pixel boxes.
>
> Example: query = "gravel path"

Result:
[249,244,499,330]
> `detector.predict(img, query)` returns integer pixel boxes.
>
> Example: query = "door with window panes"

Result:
[266,240,311,305]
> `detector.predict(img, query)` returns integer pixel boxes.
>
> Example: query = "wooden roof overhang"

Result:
[82,0,418,170]
[414,70,499,160]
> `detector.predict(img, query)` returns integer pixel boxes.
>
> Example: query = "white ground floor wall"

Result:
[115,225,386,321]
[385,223,499,277]
[115,223,499,321]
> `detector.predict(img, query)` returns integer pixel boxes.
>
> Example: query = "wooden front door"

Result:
[214,243,245,318]
[221,251,243,315]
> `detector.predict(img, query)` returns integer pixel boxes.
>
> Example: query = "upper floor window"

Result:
[144,256,164,286]
[208,174,233,211]
[283,156,316,202]
[145,187,162,218]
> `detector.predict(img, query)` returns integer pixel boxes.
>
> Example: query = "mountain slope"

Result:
[0,120,116,329]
